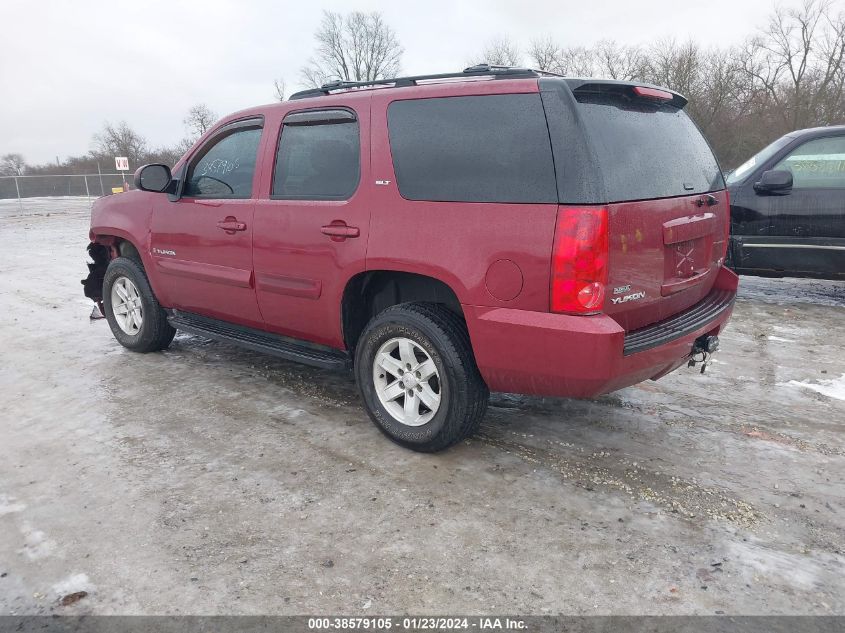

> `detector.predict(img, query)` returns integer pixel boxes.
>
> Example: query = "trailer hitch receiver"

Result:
[688,334,720,373]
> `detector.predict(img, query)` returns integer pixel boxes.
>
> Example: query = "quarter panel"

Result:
[368,86,558,311]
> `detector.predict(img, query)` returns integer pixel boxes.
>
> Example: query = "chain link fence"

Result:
[0,173,134,208]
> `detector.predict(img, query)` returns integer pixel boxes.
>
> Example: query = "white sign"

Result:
[115,156,129,171]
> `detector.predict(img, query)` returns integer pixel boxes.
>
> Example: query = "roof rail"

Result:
[288,65,556,100]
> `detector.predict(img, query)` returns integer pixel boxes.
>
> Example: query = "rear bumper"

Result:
[465,266,738,398]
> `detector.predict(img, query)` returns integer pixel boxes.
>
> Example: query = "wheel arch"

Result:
[341,270,464,352]
[88,230,169,306]
[90,230,144,261]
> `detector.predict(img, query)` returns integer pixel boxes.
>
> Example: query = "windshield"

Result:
[725,135,793,185]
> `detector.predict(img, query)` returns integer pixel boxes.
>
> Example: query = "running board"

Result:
[167,311,351,371]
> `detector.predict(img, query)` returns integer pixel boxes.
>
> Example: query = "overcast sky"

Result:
[0,0,824,165]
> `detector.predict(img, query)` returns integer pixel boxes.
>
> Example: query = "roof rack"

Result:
[288,64,559,100]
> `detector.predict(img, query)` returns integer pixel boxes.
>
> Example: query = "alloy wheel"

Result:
[110,276,144,336]
[372,337,441,426]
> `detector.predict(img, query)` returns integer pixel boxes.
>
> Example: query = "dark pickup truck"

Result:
[727,125,845,280]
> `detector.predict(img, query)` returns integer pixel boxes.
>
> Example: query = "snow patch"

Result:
[783,374,845,401]
[727,539,825,591]
[0,494,26,515]
[52,573,96,599]
[19,523,57,560]
[269,403,305,419]
[767,336,796,343]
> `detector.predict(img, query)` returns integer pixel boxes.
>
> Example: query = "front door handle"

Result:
[217,217,247,233]
[321,222,360,240]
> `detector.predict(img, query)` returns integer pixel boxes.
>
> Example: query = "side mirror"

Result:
[134,164,174,193]
[754,169,793,194]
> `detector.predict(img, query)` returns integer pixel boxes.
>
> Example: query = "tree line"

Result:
[2,0,843,178]
[471,0,845,169]
[0,104,217,178]
[294,0,844,169]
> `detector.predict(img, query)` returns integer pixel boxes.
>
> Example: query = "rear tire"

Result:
[103,257,175,353]
[355,303,488,452]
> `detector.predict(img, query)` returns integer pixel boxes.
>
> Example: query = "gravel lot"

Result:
[1,197,843,615]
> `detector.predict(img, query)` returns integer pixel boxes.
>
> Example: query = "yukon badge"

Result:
[611,291,646,305]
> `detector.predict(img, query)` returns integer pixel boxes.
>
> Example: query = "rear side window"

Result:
[574,92,723,202]
[387,94,557,204]
[273,109,360,199]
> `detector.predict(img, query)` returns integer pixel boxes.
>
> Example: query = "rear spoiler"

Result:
[563,78,688,110]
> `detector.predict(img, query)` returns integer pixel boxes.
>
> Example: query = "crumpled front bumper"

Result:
[82,242,110,316]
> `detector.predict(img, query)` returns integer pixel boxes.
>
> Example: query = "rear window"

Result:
[387,94,557,204]
[574,92,723,202]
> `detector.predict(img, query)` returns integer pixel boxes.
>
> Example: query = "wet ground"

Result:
[1,198,843,615]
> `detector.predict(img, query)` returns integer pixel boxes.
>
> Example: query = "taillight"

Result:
[719,189,731,260]
[550,206,609,314]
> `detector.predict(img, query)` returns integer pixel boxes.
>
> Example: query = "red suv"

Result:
[83,65,737,452]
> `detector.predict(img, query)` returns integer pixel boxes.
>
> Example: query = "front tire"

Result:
[102,257,175,353]
[355,303,488,452]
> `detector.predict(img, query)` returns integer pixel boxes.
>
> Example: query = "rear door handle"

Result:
[217,217,247,233]
[321,223,360,239]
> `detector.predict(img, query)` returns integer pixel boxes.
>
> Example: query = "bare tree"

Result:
[646,39,704,97]
[469,37,523,67]
[743,0,845,130]
[557,45,598,76]
[527,36,561,72]
[92,122,148,166]
[693,49,748,128]
[0,153,27,176]
[815,6,845,122]
[527,39,646,78]
[301,10,403,87]
[150,137,195,168]
[594,40,648,80]
[184,104,218,140]
[273,78,287,101]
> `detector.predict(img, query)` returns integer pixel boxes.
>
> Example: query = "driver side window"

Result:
[772,136,845,189]
[184,122,263,198]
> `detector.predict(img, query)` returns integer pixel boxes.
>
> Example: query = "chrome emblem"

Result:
[611,291,646,305]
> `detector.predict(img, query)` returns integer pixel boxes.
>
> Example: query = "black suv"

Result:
[726,125,845,280]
